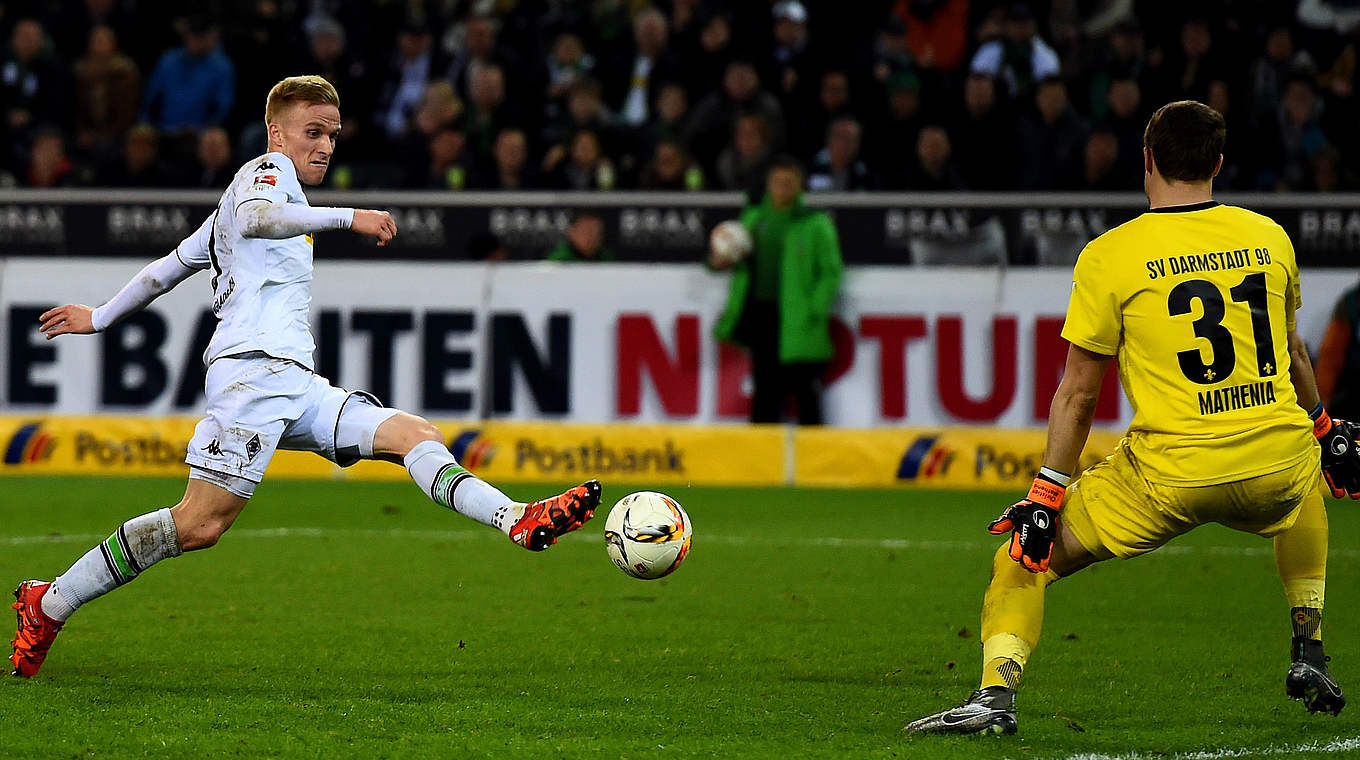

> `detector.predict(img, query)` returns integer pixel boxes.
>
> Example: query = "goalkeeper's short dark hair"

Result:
[1143,100,1226,182]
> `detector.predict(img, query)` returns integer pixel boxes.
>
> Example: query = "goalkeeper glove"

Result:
[988,469,1067,573]
[1312,404,1360,499]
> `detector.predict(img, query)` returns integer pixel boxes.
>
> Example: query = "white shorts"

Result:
[185,355,400,489]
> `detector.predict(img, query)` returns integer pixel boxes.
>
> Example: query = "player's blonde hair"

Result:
[264,76,340,123]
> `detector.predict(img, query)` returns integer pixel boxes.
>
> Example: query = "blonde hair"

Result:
[264,75,340,123]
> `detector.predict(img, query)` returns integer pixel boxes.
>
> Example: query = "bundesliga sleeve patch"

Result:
[252,174,277,187]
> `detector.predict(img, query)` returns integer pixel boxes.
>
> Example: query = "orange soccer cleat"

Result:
[510,480,603,551]
[10,580,64,678]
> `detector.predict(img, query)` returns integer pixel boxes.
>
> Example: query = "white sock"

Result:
[41,508,181,622]
[403,440,521,534]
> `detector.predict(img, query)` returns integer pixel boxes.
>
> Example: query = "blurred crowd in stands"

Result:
[5,0,1360,193]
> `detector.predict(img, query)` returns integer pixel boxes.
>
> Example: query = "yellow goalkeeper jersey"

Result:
[1062,200,1317,486]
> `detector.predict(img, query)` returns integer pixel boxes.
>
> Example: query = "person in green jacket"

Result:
[546,210,616,262]
[711,156,843,424]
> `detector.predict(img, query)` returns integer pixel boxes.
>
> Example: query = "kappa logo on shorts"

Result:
[202,439,223,457]
[245,434,262,461]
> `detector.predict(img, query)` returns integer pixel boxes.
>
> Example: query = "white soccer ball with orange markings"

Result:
[709,219,752,267]
[604,491,693,580]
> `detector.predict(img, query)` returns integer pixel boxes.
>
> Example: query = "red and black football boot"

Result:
[510,480,602,551]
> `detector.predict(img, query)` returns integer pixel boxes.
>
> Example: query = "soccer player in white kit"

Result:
[10,76,601,678]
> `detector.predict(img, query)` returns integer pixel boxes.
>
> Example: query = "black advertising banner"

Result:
[0,191,1354,266]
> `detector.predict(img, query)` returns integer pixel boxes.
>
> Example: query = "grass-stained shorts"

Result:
[1062,438,1323,560]
[185,355,399,485]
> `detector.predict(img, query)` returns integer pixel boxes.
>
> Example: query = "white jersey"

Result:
[177,152,317,369]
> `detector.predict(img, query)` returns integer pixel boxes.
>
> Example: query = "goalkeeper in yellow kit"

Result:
[907,100,1360,735]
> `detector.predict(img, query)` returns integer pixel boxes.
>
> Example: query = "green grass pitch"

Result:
[1,475,1358,759]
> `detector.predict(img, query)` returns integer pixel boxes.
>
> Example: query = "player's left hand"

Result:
[38,304,95,339]
[1314,407,1360,499]
[988,474,1066,573]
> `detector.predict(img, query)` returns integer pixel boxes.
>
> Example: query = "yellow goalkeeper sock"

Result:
[1274,484,1328,642]
[979,542,1058,690]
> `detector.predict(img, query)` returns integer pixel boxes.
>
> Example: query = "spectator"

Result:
[1245,76,1321,189]
[543,31,595,121]
[549,129,616,190]
[546,211,615,262]
[296,17,373,152]
[1085,17,1145,121]
[1296,0,1360,37]
[24,129,74,187]
[639,139,703,190]
[808,117,873,191]
[1080,129,1128,190]
[613,7,680,127]
[97,124,181,186]
[446,13,525,107]
[716,112,776,197]
[139,17,234,135]
[418,127,475,190]
[767,2,817,116]
[678,12,735,98]
[73,25,139,154]
[711,156,843,425]
[474,127,536,190]
[633,81,691,163]
[52,0,135,64]
[2,19,69,151]
[1146,18,1219,105]
[193,126,234,188]
[1018,76,1089,189]
[905,125,965,190]
[873,14,916,85]
[1251,25,1316,118]
[952,72,1018,191]
[398,80,464,185]
[1102,77,1146,184]
[541,77,620,174]
[791,69,854,164]
[1272,76,1332,190]
[889,0,970,73]
[464,63,512,159]
[685,60,785,171]
[1206,78,1247,189]
[1307,145,1349,191]
[865,69,925,188]
[969,4,1061,99]
[1315,280,1360,420]
[377,21,441,141]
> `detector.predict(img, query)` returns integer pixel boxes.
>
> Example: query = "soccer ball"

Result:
[604,491,693,580]
[709,219,752,267]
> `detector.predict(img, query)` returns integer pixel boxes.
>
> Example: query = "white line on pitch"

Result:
[1026,736,1360,760]
[4,529,1360,560]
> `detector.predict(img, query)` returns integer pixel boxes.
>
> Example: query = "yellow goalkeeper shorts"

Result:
[1061,438,1324,560]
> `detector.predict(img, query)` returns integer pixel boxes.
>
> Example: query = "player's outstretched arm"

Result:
[40,212,216,339]
[41,252,202,339]
[1290,330,1360,498]
[236,201,396,246]
[989,344,1113,572]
